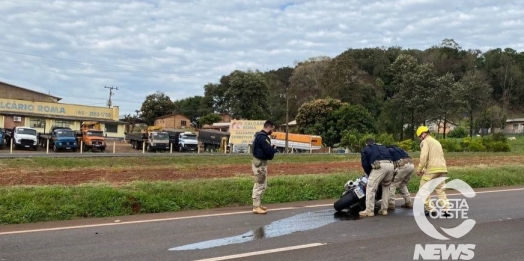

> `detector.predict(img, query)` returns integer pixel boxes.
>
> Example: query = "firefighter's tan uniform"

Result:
[417,132,449,212]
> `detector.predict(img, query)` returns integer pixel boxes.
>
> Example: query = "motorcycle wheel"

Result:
[334,191,358,212]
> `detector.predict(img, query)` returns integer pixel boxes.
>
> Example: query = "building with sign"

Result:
[0,81,126,138]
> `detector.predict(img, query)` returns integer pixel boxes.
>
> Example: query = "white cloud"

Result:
[0,0,523,115]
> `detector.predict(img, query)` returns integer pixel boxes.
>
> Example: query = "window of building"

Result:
[181,120,187,126]
[29,118,45,128]
[105,123,118,133]
[55,120,73,128]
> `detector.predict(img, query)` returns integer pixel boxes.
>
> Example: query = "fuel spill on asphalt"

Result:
[169,209,359,251]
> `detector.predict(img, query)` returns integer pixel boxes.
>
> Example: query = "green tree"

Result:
[476,105,507,136]
[332,104,377,135]
[198,113,223,127]
[320,52,383,116]
[264,66,294,125]
[203,76,232,114]
[295,98,345,147]
[389,54,437,139]
[173,96,211,120]
[122,110,142,133]
[483,48,524,111]
[430,73,460,139]
[289,56,331,107]
[226,70,270,120]
[455,70,493,137]
[139,91,175,125]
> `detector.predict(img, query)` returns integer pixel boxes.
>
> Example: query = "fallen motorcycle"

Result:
[333,174,383,212]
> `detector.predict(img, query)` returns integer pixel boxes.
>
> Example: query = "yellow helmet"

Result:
[416,126,429,137]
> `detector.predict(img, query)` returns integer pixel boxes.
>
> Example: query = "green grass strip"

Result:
[1,166,523,225]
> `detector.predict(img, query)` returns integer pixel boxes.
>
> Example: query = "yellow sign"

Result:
[0,98,117,120]
[228,120,266,145]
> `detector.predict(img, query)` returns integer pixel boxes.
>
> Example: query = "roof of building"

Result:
[0,80,62,101]
[507,118,524,122]
[1,111,126,124]
[155,113,190,120]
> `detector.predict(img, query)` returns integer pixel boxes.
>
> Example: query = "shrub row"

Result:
[1,165,523,225]
[397,132,511,152]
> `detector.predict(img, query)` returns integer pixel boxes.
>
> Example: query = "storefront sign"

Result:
[0,98,116,120]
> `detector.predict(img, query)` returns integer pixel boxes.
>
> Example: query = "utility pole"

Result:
[105,85,119,108]
[280,82,296,153]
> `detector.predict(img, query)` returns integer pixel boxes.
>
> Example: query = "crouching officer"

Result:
[359,138,395,217]
[387,145,415,210]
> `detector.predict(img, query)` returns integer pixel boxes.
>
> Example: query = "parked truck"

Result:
[125,126,170,152]
[38,126,79,152]
[197,129,230,153]
[77,121,106,152]
[4,126,38,151]
[0,128,5,149]
[166,130,198,152]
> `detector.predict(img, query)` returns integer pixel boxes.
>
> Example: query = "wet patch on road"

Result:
[169,205,417,251]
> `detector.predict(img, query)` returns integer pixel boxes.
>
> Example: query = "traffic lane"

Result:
[0,203,335,261]
[236,218,524,261]
[0,188,523,261]
[164,189,524,261]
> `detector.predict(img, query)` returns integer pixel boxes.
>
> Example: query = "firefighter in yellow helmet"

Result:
[416,125,449,215]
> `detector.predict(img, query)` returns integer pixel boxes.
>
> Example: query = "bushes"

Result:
[438,138,463,152]
[398,139,416,151]
[340,131,511,153]
[439,133,511,152]
[404,135,509,152]
[448,127,469,138]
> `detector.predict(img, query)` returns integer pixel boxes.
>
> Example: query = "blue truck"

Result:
[0,128,5,149]
[38,126,79,152]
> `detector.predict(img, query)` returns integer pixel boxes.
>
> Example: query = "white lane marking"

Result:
[0,204,328,235]
[190,243,326,261]
[1,187,523,235]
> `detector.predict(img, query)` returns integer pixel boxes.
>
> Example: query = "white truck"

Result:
[168,131,198,152]
[5,126,38,150]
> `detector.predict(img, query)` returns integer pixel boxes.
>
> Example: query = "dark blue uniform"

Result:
[387,147,402,162]
[387,145,410,161]
[361,143,392,175]
[252,130,277,160]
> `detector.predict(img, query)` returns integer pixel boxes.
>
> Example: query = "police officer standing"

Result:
[359,138,395,217]
[251,120,278,214]
[387,145,415,210]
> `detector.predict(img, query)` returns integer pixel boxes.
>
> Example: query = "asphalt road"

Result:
[1,186,523,261]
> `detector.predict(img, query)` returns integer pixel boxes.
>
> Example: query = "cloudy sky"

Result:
[1,0,523,116]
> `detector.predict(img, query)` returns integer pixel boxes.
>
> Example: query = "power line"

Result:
[0,49,217,80]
